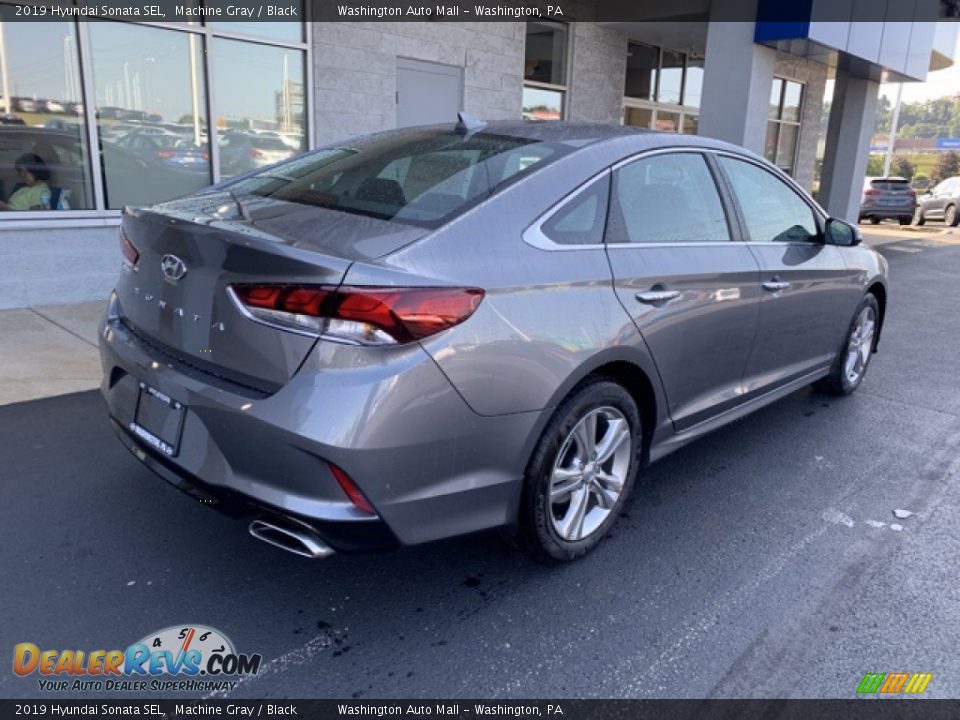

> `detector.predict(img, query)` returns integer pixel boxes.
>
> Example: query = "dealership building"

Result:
[0,2,956,309]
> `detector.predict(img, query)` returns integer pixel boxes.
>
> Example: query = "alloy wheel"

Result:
[549,406,632,542]
[844,306,876,386]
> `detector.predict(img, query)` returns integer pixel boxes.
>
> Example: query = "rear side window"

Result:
[719,156,818,243]
[231,129,569,229]
[607,152,730,244]
[540,175,609,246]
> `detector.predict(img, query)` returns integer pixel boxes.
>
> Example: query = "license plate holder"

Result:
[131,382,185,457]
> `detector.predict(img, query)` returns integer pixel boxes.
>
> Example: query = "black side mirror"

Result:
[825,218,862,247]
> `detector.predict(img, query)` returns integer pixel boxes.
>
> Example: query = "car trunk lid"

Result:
[115,191,428,391]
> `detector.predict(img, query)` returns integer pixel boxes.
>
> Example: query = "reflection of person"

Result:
[0,153,52,210]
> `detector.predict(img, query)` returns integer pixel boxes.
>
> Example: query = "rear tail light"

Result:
[230,284,485,345]
[119,227,139,267]
[864,188,880,196]
[249,148,264,158]
[328,463,375,515]
[155,150,176,159]
[907,189,917,197]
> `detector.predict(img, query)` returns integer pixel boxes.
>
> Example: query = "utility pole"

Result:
[883,82,904,177]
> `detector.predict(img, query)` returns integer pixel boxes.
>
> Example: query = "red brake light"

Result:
[155,150,176,159]
[231,285,485,345]
[249,148,264,158]
[328,463,375,515]
[864,188,880,196]
[119,227,139,266]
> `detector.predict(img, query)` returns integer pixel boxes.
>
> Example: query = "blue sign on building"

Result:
[937,138,960,150]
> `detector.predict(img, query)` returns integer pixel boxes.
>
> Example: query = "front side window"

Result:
[719,156,818,243]
[608,153,730,245]
[0,10,92,211]
[233,129,569,229]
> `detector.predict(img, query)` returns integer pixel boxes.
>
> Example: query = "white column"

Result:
[819,67,880,222]
[697,19,777,154]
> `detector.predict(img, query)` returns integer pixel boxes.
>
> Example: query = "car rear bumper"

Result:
[859,204,915,219]
[98,308,540,551]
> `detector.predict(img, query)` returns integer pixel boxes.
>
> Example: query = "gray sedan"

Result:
[98,120,888,563]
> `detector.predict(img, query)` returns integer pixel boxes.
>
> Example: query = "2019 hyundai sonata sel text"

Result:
[99,119,888,563]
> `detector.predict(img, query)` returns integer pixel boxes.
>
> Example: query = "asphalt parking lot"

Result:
[2,232,960,700]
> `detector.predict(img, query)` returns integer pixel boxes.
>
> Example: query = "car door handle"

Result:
[635,290,681,304]
[762,280,791,292]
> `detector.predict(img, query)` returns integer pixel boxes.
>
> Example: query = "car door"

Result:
[923,178,953,218]
[716,154,862,395]
[605,150,763,431]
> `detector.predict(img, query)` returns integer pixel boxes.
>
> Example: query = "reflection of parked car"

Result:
[113,133,209,171]
[219,133,295,174]
[98,106,127,120]
[858,176,916,225]
[64,102,84,116]
[0,114,26,126]
[36,99,66,114]
[11,97,37,113]
[99,121,889,563]
[913,176,960,226]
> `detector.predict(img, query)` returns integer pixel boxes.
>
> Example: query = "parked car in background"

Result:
[112,132,209,172]
[218,132,295,174]
[913,176,960,226]
[99,121,889,563]
[858,176,916,225]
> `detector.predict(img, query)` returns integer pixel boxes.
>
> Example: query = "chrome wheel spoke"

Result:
[573,413,598,459]
[550,467,582,502]
[595,418,629,465]
[558,487,589,540]
[591,478,619,509]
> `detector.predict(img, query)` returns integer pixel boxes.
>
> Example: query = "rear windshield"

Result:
[870,179,911,191]
[229,128,570,228]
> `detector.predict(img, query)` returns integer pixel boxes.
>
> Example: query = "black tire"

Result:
[946,205,959,227]
[869,217,881,225]
[815,294,880,395]
[899,216,911,226]
[519,378,642,563]
[913,208,926,226]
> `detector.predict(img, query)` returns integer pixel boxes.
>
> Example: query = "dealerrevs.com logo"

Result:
[14,625,262,693]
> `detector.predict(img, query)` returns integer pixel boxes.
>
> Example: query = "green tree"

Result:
[866,155,884,177]
[892,155,916,180]
[931,150,960,184]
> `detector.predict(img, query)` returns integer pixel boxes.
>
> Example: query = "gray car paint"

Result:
[99,121,888,550]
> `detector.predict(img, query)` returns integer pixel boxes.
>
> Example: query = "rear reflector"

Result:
[119,227,139,267]
[230,284,484,345]
[328,463,375,515]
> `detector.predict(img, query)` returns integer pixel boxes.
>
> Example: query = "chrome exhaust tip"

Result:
[248,519,335,559]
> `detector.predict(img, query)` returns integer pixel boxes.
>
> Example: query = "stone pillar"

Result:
[697,19,776,154]
[819,66,880,222]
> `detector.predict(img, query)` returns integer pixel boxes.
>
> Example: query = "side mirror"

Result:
[825,218,862,247]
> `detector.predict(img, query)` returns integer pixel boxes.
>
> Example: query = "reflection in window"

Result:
[684,57,704,108]
[524,22,567,86]
[541,176,609,246]
[766,78,803,176]
[212,38,304,178]
[658,50,684,105]
[0,12,92,210]
[623,106,652,128]
[89,23,210,209]
[624,42,657,101]
[719,157,817,243]
[522,86,563,122]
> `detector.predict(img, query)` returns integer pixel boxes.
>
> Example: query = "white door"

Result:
[396,58,464,128]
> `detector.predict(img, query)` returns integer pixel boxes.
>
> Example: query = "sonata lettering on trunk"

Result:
[131,287,224,331]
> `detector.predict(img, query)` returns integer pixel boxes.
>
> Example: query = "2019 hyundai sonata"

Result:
[99,118,888,563]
